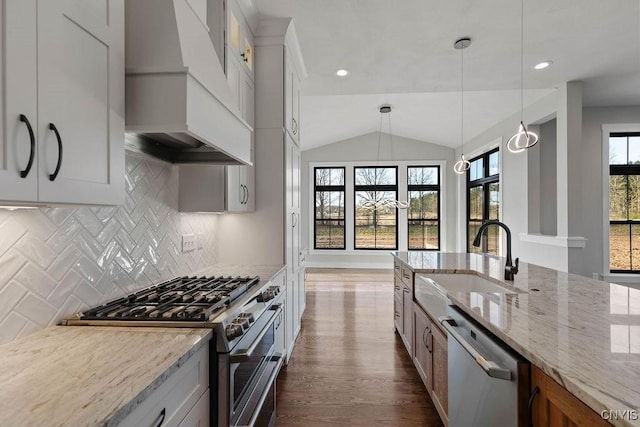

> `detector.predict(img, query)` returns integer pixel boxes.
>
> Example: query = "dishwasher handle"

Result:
[439,316,511,381]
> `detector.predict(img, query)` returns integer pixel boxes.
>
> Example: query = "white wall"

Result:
[454,90,570,270]
[301,132,456,268]
[456,84,640,279]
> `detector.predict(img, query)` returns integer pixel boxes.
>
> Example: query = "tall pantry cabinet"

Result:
[255,18,306,359]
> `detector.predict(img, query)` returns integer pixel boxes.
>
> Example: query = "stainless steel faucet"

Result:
[472,220,519,280]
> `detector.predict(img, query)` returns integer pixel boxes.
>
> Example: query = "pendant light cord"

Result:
[461,40,464,157]
[388,112,394,163]
[520,0,524,123]
[377,112,383,164]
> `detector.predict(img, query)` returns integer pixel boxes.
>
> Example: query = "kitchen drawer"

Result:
[178,389,210,427]
[118,345,209,427]
[401,264,413,287]
[393,258,402,277]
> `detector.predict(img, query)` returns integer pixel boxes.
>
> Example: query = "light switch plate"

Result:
[182,234,196,252]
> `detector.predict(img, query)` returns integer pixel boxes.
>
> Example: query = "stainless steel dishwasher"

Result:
[440,305,530,427]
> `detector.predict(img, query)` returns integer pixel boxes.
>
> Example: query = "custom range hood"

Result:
[125,0,252,165]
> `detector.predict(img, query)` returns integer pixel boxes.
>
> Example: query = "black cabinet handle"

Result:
[153,407,166,427]
[292,118,298,135]
[19,114,35,178]
[422,326,430,348]
[528,386,540,427]
[48,123,63,181]
[244,185,249,205]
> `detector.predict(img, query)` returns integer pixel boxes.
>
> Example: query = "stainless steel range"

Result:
[63,274,284,427]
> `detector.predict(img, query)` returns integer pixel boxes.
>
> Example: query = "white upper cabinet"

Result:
[178,164,254,213]
[227,0,254,79]
[225,0,255,132]
[225,165,254,212]
[285,46,301,144]
[0,0,124,206]
[0,0,38,202]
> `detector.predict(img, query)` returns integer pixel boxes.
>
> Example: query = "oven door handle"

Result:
[230,305,282,363]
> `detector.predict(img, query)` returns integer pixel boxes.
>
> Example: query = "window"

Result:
[314,167,345,249]
[609,133,640,272]
[408,166,440,250]
[354,167,398,249]
[467,149,500,254]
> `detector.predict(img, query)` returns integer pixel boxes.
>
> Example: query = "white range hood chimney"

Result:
[124,0,252,165]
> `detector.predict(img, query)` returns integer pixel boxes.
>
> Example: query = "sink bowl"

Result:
[423,274,526,295]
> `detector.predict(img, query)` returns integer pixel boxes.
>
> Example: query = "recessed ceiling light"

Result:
[534,61,553,70]
[336,69,349,77]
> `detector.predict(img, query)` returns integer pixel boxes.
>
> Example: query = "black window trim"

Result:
[353,165,399,250]
[609,133,640,273]
[313,166,346,250]
[407,165,441,251]
[466,147,500,253]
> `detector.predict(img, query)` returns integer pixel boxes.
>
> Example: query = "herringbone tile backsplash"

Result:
[0,152,218,345]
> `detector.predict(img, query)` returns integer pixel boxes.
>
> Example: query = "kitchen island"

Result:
[393,251,640,427]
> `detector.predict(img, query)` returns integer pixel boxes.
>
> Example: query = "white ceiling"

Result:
[254,0,640,150]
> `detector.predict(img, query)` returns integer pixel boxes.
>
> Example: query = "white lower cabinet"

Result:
[118,345,209,427]
[178,389,209,427]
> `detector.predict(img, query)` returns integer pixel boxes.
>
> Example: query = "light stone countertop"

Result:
[0,326,211,427]
[394,251,640,427]
[0,263,285,427]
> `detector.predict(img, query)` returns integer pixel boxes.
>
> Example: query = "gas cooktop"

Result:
[78,276,260,321]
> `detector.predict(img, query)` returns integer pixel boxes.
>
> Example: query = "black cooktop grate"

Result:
[79,276,260,321]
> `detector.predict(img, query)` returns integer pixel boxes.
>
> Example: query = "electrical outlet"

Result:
[592,273,599,280]
[182,234,196,252]
[197,233,204,249]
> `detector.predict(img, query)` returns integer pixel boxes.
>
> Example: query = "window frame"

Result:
[608,132,640,273]
[407,165,441,251]
[466,148,500,254]
[353,166,399,250]
[313,166,346,250]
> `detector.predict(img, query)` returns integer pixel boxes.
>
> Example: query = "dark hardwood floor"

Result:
[276,270,444,426]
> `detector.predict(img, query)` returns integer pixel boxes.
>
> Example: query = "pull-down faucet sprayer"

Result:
[472,220,519,281]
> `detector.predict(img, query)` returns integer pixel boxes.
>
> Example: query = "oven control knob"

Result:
[257,290,274,302]
[237,313,255,324]
[234,318,250,330]
[225,323,244,341]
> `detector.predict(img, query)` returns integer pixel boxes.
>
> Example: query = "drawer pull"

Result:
[154,408,166,427]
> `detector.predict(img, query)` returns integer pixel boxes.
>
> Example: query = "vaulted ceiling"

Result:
[254,0,640,150]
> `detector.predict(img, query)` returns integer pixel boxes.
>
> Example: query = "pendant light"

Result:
[453,38,471,175]
[506,0,539,153]
[361,105,410,210]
